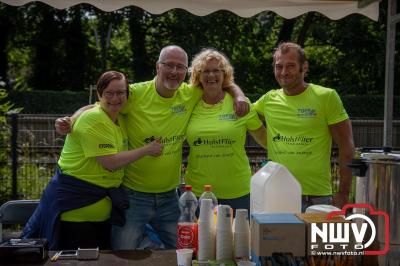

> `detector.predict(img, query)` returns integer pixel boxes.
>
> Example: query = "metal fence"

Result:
[0,114,65,202]
[0,114,399,204]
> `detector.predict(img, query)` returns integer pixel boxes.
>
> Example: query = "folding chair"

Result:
[0,200,39,242]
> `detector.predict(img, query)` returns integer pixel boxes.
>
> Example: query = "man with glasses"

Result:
[113,45,248,250]
[56,45,248,250]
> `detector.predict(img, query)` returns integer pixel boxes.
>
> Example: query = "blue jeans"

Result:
[111,187,179,250]
[301,195,333,212]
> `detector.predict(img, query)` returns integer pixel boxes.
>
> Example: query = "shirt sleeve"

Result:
[326,90,349,125]
[74,120,119,158]
[245,105,263,131]
[253,93,267,117]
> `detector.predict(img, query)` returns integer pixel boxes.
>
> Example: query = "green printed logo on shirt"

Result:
[143,135,185,145]
[160,135,185,145]
[272,133,313,145]
[171,104,187,115]
[144,136,156,143]
[192,137,236,147]
[218,113,237,121]
[297,108,317,117]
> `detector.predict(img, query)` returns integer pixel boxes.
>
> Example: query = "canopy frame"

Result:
[383,0,398,147]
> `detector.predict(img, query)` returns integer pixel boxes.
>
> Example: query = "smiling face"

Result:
[273,48,308,93]
[200,59,224,94]
[98,79,128,119]
[155,46,188,97]
[189,49,234,92]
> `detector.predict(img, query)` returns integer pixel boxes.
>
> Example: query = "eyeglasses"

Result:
[160,62,188,73]
[103,90,127,98]
[201,69,223,75]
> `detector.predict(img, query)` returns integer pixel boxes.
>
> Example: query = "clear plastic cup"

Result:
[176,248,193,266]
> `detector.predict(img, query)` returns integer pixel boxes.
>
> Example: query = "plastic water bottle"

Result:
[177,185,198,255]
[250,161,301,214]
[199,184,218,210]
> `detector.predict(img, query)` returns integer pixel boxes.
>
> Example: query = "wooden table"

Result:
[1,250,178,266]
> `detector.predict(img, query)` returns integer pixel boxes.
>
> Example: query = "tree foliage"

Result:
[0,88,23,201]
[1,2,398,98]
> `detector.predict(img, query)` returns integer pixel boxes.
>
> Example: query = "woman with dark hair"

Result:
[21,71,163,250]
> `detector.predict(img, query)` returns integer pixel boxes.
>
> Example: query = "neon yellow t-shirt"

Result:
[185,93,262,199]
[121,80,202,193]
[58,105,128,221]
[253,84,348,195]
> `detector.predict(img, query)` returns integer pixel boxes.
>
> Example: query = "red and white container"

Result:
[177,185,198,256]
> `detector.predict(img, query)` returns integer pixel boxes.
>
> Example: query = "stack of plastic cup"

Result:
[198,199,215,261]
[216,205,233,261]
[233,209,250,258]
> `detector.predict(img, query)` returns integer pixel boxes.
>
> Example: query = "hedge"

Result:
[9,90,91,114]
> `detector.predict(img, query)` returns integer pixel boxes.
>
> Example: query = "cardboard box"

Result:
[296,213,355,255]
[251,213,306,257]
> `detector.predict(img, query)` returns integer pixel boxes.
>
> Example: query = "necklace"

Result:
[201,91,225,107]
[201,98,224,109]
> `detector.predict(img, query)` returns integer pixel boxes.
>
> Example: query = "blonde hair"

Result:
[189,48,234,88]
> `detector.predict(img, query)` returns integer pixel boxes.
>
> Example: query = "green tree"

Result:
[30,4,64,90]
[2,2,397,102]
[62,6,88,91]
[0,88,22,202]
[128,7,153,81]
[0,4,12,89]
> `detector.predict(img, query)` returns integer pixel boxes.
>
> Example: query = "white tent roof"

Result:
[1,0,379,21]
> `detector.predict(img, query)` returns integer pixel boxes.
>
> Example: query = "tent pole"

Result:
[383,0,397,147]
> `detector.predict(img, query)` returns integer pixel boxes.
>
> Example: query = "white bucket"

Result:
[250,161,301,214]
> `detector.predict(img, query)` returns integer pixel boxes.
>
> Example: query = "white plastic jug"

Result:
[250,161,301,214]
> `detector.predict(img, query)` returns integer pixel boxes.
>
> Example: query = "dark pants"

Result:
[59,220,111,250]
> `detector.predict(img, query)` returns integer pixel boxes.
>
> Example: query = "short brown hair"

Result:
[273,42,307,69]
[96,71,129,97]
